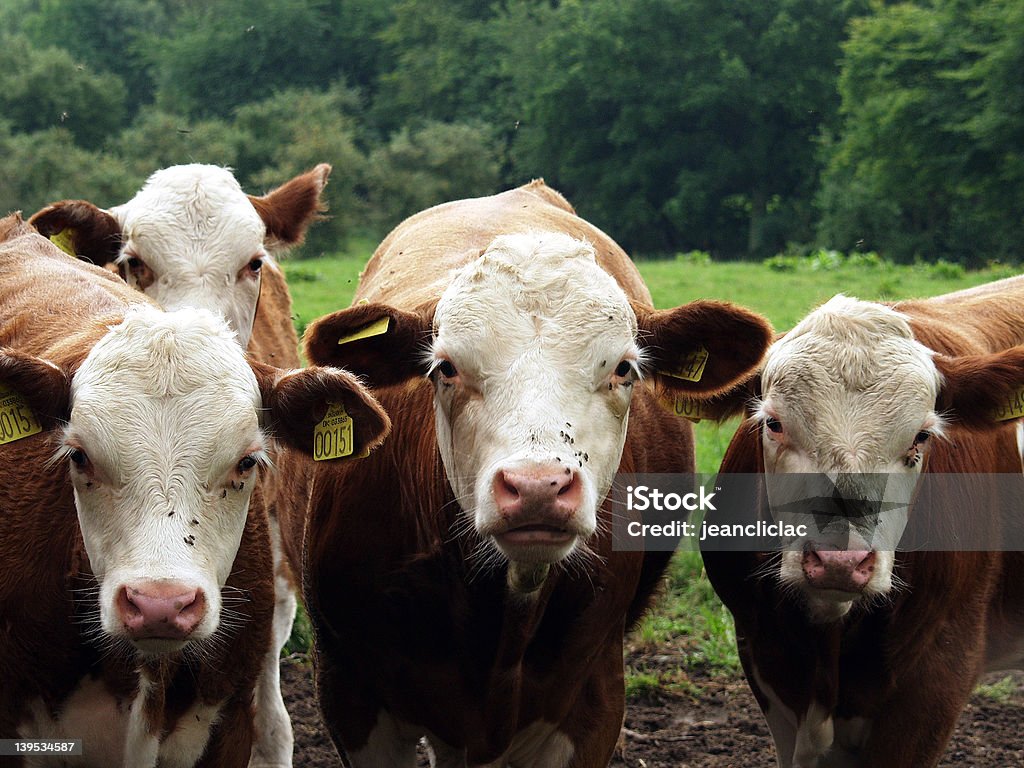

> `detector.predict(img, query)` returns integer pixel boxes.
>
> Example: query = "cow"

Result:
[29,162,330,355]
[0,213,389,767]
[30,164,330,766]
[294,180,774,766]
[701,283,1024,767]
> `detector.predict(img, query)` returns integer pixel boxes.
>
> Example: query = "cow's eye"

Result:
[614,360,634,377]
[765,416,783,434]
[126,257,142,269]
[248,257,263,274]
[437,360,458,379]
[238,455,258,472]
[914,430,930,445]
[68,448,89,468]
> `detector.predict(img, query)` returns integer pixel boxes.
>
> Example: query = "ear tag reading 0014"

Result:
[0,385,43,445]
[656,390,707,423]
[662,345,708,382]
[992,386,1024,422]
[313,403,355,460]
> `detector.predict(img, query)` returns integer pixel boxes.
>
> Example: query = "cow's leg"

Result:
[748,660,800,767]
[195,696,257,768]
[857,687,971,767]
[422,736,466,768]
[562,642,626,768]
[342,710,421,768]
[249,519,296,767]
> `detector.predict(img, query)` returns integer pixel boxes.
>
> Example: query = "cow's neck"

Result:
[476,573,558,757]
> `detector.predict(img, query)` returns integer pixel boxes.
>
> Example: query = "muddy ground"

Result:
[281,651,1024,767]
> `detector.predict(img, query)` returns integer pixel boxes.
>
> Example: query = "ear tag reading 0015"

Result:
[0,385,43,445]
[337,317,390,346]
[662,345,708,382]
[313,403,355,460]
[992,386,1024,422]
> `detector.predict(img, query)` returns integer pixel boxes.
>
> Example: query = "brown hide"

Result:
[704,282,1024,768]
[298,181,771,765]
[354,178,653,309]
[0,215,273,763]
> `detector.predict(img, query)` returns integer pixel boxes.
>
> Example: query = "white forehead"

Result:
[111,165,264,265]
[76,305,255,395]
[435,232,636,361]
[72,307,261,449]
[763,295,941,449]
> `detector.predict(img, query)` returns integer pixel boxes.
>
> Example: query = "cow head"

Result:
[0,306,388,656]
[29,163,330,348]
[738,295,1024,621]
[306,232,771,590]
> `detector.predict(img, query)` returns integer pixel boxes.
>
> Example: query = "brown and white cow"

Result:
[30,164,329,766]
[295,180,773,766]
[29,162,329,354]
[0,214,389,767]
[702,283,1024,767]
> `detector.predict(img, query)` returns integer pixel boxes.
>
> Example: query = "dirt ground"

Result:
[281,651,1024,767]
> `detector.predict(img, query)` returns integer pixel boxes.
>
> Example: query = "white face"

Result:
[110,165,266,348]
[430,232,640,568]
[64,306,267,655]
[755,296,943,620]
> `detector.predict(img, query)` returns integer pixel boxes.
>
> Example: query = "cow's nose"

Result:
[117,582,206,640]
[493,463,582,522]
[802,546,876,592]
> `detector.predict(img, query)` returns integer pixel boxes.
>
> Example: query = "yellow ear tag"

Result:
[313,403,355,460]
[49,229,76,257]
[992,386,1024,421]
[656,390,707,423]
[337,317,390,346]
[0,384,43,445]
[663,345,709,382]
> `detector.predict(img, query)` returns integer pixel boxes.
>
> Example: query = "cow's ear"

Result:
[934,346,1024,429]
[634,300,772,409]
[249,163,331,249]
[304,301,436,388]
[252,363,390,458]
[0,348,72,430]
[28,201,123,267]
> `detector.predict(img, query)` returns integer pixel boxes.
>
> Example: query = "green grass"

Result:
[974,675,1018,703]
[283,247,1019,680]
[280,234,377,338]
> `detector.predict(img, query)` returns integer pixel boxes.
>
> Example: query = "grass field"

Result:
[283,247,1019,689]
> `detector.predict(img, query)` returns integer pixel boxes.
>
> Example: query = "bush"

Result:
[364,120,502,232]
[675,250,712,266]
[0,125,133,216]
[764,254,799,272]
[928,259,965,280]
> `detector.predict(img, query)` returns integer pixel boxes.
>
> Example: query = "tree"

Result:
[364,120,502,230]
[148,0,335,118]
[234,86,369,254]
[0,35,127,150]
[372,0,504,134]
[503,0,860,257]
[0,124,133,216]
[819,0,1024,264]
[111,108,243,181]
[19,0,169,110]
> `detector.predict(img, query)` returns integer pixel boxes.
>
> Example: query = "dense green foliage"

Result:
[0,0,1019,264]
